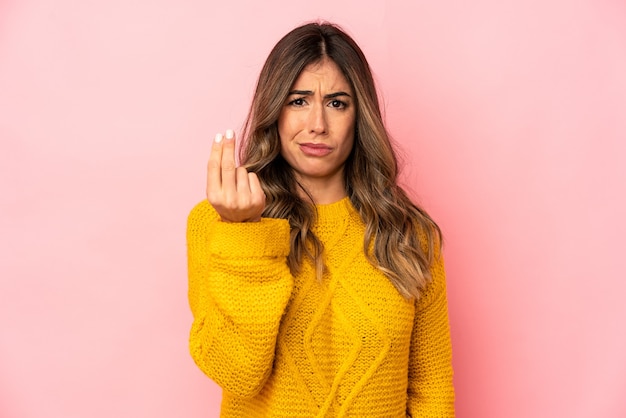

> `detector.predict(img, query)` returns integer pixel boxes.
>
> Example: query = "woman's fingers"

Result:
[206,129,265,222]
[235,166,251,194]
[220,130,237,198]
[206,132,224,200]
[248,172,265,207]
[207,130,237,202]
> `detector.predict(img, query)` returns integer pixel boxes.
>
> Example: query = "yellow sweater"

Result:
[187,197,454,417]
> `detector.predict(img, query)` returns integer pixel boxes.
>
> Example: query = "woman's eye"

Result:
[329,100,346,109]
[289,98,305,106]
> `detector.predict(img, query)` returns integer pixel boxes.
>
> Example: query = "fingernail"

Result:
[225,129,234,139]
[215,133,223,143]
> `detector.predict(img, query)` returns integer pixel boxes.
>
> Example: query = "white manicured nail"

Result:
[215,133,223,143]
[225,129,234,139]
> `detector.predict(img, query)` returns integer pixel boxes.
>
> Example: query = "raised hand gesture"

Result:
[206,130,266,222]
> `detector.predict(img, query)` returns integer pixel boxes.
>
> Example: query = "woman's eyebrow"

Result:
[288,90,352,99]
[288,89,313,96]
[325,91,351,99]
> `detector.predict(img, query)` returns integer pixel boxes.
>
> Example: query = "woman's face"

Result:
[278,58,356,195]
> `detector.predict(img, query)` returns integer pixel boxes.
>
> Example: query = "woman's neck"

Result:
[296,177,347,205]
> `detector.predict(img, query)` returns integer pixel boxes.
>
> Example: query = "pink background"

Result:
[1,1,625,417]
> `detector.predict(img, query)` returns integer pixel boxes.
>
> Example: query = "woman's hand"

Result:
[206,129,266,222]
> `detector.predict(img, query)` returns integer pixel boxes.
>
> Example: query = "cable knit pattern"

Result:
[187,197,454,417]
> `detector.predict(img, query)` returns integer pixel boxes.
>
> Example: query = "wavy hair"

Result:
[240,22,442,299]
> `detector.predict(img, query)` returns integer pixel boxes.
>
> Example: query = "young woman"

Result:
[187,22,455,417]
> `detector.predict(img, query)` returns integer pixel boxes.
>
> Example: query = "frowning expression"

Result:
[278,58,356,192]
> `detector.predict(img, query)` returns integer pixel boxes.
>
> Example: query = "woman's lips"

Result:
[299,143,333,157]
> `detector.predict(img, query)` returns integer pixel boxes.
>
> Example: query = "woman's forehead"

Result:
[291,59,352,92]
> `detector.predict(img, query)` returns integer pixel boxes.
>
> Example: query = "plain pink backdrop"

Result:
[1,1,625,417]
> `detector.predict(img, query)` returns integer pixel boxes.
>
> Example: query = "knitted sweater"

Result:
[187,197,454,417]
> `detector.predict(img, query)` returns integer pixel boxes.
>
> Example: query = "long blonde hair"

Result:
[240,22,441,299]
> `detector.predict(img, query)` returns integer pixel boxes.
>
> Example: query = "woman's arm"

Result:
[187,201,293,398]
[406,251,455,417]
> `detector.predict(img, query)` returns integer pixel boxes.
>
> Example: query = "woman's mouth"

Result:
[299,143,333,157]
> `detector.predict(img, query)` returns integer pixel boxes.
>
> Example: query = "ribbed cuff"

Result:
[209,218,291,258]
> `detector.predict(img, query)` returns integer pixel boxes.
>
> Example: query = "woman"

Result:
[187,22,454,417]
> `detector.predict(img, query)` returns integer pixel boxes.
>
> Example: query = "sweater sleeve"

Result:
[406,249,455,417]
[186,200,294,398]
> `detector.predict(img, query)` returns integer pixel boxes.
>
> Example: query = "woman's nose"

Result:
[307,104,327,134]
